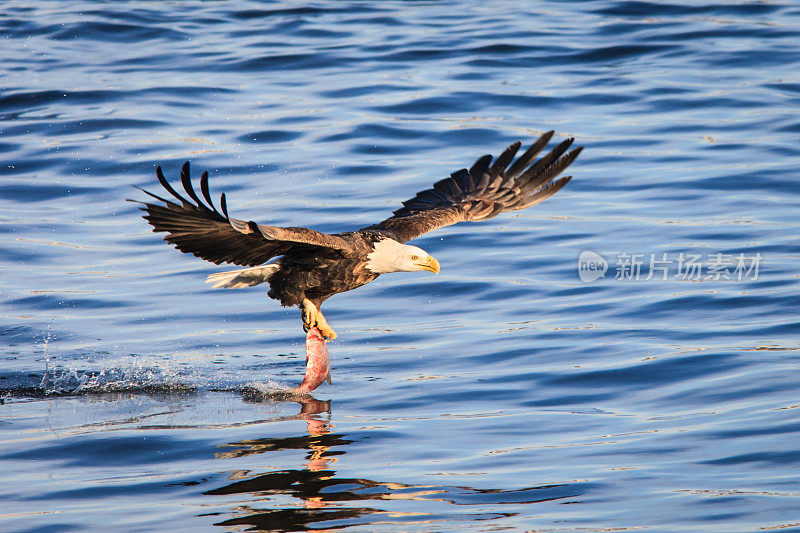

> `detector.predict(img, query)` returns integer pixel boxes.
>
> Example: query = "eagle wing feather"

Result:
[363,132,582,243]
[132,162,353,267]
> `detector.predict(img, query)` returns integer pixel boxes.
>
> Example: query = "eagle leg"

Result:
[301,298,337,341]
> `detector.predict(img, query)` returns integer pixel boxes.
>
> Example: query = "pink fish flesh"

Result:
[290,327,331,393]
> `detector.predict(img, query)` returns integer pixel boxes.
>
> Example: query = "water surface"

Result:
[2,1,800,531]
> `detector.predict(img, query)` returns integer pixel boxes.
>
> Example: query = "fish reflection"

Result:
[206,392,590,531]
[209,392,377,529]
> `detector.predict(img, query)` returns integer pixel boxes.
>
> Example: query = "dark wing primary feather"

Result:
[131,162,353,267]
[363,131,582,243]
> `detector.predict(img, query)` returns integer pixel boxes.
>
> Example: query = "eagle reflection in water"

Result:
[203,392,590,531]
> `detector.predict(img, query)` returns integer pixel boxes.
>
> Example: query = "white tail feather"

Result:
[205,264,280,289]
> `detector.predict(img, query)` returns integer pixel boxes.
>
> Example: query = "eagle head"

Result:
[366,238,440,274]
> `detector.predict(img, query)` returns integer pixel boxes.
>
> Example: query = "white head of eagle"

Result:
[365,238,440,274]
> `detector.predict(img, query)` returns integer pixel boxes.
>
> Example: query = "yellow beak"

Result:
[418,255,440,274]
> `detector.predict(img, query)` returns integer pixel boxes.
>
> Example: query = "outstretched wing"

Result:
[364,131,581,243]
[131,162,353,267]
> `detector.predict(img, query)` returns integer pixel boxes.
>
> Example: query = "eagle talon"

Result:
[317,322,337,341]
[301,299,337,340]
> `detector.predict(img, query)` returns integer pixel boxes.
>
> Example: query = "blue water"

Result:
[2,1,800,531]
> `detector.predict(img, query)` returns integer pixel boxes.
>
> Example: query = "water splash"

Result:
[0,351,309,400]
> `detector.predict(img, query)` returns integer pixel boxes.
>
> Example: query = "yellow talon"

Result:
[318,322,337,341]
[301,299,337,340]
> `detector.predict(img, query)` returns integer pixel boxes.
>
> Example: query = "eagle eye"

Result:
[411,255,419,261]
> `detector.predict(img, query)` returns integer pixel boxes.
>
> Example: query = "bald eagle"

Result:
[135,131,581,340]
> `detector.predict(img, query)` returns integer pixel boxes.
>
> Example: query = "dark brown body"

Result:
[268,231,383,308]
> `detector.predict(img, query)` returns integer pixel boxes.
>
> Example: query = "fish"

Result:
[290,327,331,394]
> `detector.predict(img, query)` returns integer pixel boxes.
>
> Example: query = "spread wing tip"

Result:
[367,132,581,242]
